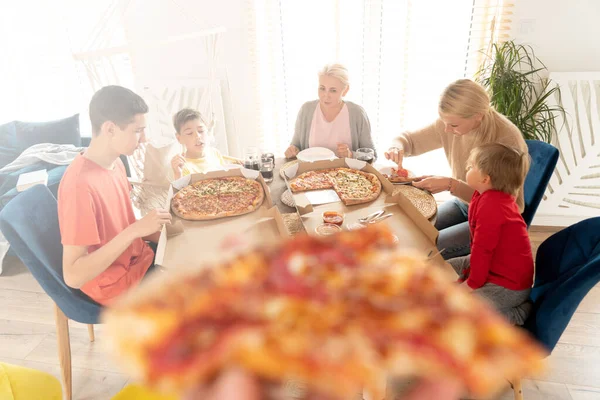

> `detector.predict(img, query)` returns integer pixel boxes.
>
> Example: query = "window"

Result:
[250,0,512,174]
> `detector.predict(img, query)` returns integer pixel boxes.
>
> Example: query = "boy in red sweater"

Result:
[448,143,533,325]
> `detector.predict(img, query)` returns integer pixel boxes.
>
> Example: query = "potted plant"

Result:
[475,41,565,143]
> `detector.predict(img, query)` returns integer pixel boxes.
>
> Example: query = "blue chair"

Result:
[510,217,600,399]
[0,184,101,400]
[522,140,559,227]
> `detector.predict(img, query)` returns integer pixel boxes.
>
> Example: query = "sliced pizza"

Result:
[171,177,264,221]
[329,168,382,206]
[103,224,546,400]
[288,170,333,193]
[288,167,381,206]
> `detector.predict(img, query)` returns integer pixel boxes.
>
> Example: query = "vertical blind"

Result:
[250,0,512,172]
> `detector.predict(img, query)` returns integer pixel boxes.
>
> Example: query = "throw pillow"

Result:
[15,113,81,151]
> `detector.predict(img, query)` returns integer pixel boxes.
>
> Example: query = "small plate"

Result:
[315,223,342,236]
[297,147,336,162]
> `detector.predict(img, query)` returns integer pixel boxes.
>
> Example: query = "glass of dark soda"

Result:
[260,158,274,183]
[243,146,260,171]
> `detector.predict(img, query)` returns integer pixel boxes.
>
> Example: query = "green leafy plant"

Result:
[475,41,565,143]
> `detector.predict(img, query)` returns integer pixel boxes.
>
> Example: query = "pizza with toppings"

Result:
[383,167,416,183]
[103,224,546,400]
[289,167,382,206]
[171,177,264,220]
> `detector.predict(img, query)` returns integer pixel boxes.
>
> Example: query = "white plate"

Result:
[297,147,336,162]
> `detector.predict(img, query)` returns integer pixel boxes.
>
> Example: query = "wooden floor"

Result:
[0,228,599,400]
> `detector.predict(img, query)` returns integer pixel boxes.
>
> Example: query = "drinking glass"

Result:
[355,148,375,164]
[260,159,274,183]
[261,152,275,165]
[243,146,260,171]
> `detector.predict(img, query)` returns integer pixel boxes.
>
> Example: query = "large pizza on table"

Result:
[288,167,382,205]
[103,224,547,400]
[171,176,264,221]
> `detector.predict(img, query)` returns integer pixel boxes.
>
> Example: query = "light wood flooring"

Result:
[0,228,599,399]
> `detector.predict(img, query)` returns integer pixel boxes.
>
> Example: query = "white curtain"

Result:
[249,0,511,174]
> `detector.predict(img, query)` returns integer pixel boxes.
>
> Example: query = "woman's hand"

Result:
[412,176,451,194]
[336,143,352,158]
[284,145,300,159]
[171,153,186,180]
[384,148,404,168]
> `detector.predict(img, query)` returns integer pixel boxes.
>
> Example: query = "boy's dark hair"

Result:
[468,143,531,196]
[89,86,148,135]
[173,108,204,134]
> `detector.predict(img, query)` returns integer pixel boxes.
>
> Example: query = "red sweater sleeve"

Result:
[467,196,504,289]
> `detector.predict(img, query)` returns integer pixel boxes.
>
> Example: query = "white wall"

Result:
[511,0,600,72]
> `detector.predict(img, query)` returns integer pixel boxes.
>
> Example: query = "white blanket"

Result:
[0,143,84,173]
[0,143,84,274]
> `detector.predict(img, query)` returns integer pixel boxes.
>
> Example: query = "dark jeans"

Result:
[144,241,160,278]
[434,197,471,260]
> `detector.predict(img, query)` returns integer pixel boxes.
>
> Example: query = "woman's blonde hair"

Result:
[468,143,530,196]
[439,79,498,144]
[318,64,350,89]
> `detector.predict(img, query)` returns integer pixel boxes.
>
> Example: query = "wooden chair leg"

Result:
[87,324,95,342]
[55,304,72,400]
[510,378,524,400]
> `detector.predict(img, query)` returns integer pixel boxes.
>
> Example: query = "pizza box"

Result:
[283,158,454,277]
[155,167,289,268]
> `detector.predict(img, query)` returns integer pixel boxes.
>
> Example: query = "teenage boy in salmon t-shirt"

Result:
[58,85,172,305]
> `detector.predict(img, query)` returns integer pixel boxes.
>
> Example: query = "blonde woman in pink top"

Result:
[284,64,376,159]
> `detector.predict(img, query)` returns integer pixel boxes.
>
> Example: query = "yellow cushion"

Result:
[112,384,177,400]
[0,362,62,400]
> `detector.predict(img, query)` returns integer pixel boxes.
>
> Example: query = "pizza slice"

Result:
[288,170,334,193]
[329,169,382,206]
[191,179,222,196]
[217,192,261,218]
[216,177,264,217]
[219,177,255,194]
[385,167,416,184]
[103,225,546,400]
[171,194,219,220]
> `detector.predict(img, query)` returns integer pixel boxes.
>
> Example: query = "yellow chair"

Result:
[112,384,178,400]
[0,362,62,400]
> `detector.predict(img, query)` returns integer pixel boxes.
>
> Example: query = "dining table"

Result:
[267,157,437,234]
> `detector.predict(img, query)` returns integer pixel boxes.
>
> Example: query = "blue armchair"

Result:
[522,140,559,227]
[0,184,102,400]
[510,217,600,399]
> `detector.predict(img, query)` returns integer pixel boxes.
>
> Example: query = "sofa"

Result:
[0,114,82,208]
[0,114,132,210]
